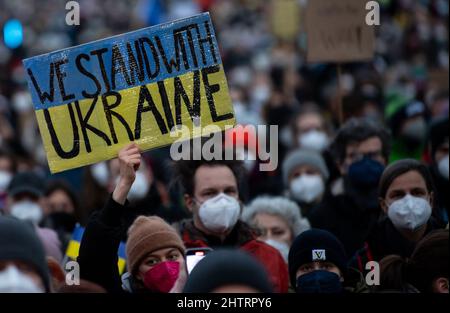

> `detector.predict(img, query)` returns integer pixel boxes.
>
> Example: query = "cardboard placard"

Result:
[306,0,375,63]
[23,13,235,173]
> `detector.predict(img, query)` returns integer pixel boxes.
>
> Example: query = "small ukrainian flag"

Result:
[65,225,127,274]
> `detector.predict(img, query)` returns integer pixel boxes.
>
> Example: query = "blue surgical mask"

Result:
[348,157,384,187]
[296,270,343,294]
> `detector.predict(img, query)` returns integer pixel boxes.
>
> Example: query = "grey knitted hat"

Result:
[282,149,329,185]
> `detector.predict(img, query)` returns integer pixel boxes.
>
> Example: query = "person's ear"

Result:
[379,198,389,214]
[338,163,346,175]
[429,191,435,208]
[5,197,13,214]
[184,194,194,213]
[432,277,449,293]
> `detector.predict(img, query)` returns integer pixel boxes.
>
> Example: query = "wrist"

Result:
[112,177,133,204]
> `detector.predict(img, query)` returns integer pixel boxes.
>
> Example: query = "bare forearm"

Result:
[112,179,132,205]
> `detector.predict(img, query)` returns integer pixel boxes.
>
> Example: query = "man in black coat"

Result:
[309,118,391,256]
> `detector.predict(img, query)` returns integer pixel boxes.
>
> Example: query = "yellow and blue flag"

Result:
[65,225,127,275]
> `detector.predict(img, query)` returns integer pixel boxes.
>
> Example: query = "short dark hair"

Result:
[291,103,330,134]
[171,140,245,197]
[378,229,449,293]
[330,118,391,164]
[378,159,435,200]
[0,148,17,173]
[45,180,80,218]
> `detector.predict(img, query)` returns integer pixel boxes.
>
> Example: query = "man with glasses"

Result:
[309,118,391,256]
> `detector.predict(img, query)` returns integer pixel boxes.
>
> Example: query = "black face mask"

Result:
[296,270,343,294]
[46,212,77,233]
[347,157,385,188]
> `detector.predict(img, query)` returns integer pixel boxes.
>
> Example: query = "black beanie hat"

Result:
[183,249,273,293]
[288,229,348,287]
[0,216,50,292]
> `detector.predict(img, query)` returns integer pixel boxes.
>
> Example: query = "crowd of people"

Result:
[0,0,448,293]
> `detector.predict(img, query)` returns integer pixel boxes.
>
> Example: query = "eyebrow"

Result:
[145,248,178,259]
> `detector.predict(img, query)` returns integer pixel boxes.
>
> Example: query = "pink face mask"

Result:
[143,261,180,293]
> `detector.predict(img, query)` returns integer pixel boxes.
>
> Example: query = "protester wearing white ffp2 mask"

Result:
[354,159,446,266]
[5,172,45,225]
[282,149,329,218]
[0,216,50,292]
[293,105,330,153]
[174,154,289,293]
[379,160,436,234]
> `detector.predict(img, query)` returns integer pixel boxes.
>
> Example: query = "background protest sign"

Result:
[23,12,235,173]
[270,0,301,41]
[305,0,375,63]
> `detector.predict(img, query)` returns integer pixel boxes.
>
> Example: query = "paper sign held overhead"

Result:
[23,13,235,173]
[305,0,375,63]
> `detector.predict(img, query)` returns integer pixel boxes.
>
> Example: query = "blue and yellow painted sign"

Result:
[23,13,235,173]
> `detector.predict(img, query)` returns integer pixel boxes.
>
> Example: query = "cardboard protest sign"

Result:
[271,0,301,41]
[23,13,235,173]
[305,0,375,63]
[428,69,449,91]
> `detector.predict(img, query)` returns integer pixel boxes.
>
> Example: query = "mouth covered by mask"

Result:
[296,270,343,294]
[112,171,150,202]
[10,200,43,224]
[0,170,12,193]
[46,212,77,233]
[298,130,329,152]
[438,154,449,180]
[401,118,427,146]
[387,194,432,231]
[198,193,241,233]
[348,157,385,188]
[143,261,180,293]
[236,148,257,172]
[264,239,290,263]
[90,162,110,188]
[0,266,44,293]
[290,174,325,204]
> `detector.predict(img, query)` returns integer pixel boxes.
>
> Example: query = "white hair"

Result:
[241,196,310,237]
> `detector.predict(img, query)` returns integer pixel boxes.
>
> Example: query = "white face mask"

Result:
[290,174,325,204]
[438,154,449,180]
[10,200,43,224]
[236,149,256,172]
[264,239,289,263]
[127,172,150,201]
[0,171,12,192]
[90,162,109,187]
[251,85,270,105]
[0,266,44,293]
[198,193,241,233]
[299,130,329,152]
[387,194,432,231]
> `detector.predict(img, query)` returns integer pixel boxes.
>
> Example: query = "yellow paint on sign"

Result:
[36,65,235,173]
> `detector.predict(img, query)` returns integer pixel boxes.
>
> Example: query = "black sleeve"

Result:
[77,195,128,293]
